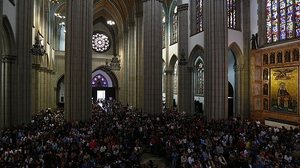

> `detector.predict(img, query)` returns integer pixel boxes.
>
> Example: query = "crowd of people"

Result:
[0,99,300,167]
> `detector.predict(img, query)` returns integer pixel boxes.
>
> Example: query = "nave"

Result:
[0,100,300,167]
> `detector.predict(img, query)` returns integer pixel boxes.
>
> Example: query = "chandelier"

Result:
[49,0,59,4]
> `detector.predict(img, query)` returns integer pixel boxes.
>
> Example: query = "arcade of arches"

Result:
[1,0,300,128]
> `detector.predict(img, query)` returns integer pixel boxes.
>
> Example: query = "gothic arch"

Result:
[1,16,17,127]
[168,54,178,70]
[92,66,119,100]
[2,16,16,56]
[228,42,243,66]
[188,45,205,113]
[188,45,205,67]
[92,66,119,88]
[228,42,244,117]
[56,75,65,107]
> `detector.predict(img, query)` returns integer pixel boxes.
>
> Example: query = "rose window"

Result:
[92,33,110,53]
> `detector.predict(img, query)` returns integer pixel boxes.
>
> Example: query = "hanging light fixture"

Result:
[30,31,46,56]
[49,0,59,4]
[107,20,115,26]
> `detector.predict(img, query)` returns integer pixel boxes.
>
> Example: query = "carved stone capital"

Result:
[39,67,48,72]
[164,69,174,75]
[2,55,17,63]
[32,63,41,70]
[234,64,244,72]
[177,4,189,12]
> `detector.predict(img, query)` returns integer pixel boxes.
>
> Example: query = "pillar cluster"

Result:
[65,0,93,121]
[204,0,228,119]
[142,0,163,115]
[177,3,192,114]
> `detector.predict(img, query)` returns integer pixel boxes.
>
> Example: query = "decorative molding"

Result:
[178,49,188,65]
[234,64,244,72]
[178,58,187,65]
[32,65,53,73]
[177,4,189,12]
[32,63,41,70]
[164,69,174,75]
[2,55,17,63]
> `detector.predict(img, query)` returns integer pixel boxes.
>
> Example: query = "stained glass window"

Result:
[227,0,237,29]
[266,0,300,43]
[196,0,203,33]
[162,9,166,48]
[92,74,108,87]
[194,57,204,96]
[171,6,178,44]
[173,61,178,94]
[92,32,110,53]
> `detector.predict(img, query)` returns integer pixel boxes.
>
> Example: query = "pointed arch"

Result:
[94,0,126,35]
[92,66,119,88]
[228,42,243,65]
[168,54,178,70]
[228,42,244,118]
[56,74,65,107]
[188,45,205,67]
[2,16,16,56]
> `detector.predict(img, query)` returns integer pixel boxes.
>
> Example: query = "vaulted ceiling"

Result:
[53,0,174,35]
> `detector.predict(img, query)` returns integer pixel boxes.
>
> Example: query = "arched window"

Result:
[173,61,178,105]
[194,57,204,96]
[196,0,203,33]
[227,0,241,30]
[266,0,300,43]
[92,32,111,53]
[190,0,203,35]
[171,6,178,44]
[92,74,109,87]
[173,61,178,94]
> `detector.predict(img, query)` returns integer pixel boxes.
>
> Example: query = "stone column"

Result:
[40,68,46,109]
[163,9,171,109]
[242,0,251,118]
[1,56,17,127]
[0,0,3,128]
[15,0,34,125]
[38,68,42,111]
[177,3,192,113]
[143,0,162,115]
[47,70,51,107]
[136,11,144,110]
[165,69,174,108]
[234,64,244,117]
[65,0,93,121]
[123,29,129,104]
[127,21,137,107]
[203,0,228,119]
[32,64,40,114]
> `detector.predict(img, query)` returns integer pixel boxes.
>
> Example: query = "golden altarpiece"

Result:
[251,42,300,124]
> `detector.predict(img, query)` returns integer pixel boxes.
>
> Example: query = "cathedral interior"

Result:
[2,0,300,167]
[1,0,300,126]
